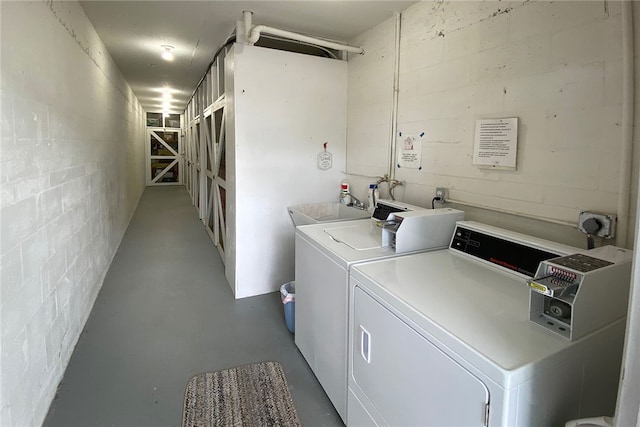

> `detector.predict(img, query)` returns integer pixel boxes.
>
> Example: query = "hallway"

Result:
[42,186,341,427]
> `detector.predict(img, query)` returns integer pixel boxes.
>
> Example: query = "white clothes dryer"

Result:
[347,221,631,427]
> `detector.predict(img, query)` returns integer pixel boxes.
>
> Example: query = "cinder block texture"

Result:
[346,18,398,200]
[0,1,145,425]
[347,1,634,246]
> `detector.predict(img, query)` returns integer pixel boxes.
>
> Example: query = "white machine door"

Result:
[351,286,490,426]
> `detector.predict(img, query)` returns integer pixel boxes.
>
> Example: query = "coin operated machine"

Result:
[528,245,633,340]
[380,208,465,254]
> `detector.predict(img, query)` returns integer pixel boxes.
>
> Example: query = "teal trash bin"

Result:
[280,282,295,333]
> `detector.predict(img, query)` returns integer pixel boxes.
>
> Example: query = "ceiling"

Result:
[80,1,418,114]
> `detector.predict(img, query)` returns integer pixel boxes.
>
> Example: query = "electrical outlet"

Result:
[435,187,447,202]
[578,211,616,239]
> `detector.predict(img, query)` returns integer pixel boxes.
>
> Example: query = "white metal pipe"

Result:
[388,12,401,182]
[446,197,578,228]
[243,11,253,43]
[247,24,364,54]
[616,1,635,248]
[615,3,638,425]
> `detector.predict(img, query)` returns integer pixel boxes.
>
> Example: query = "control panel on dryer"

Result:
[449,225,562,278]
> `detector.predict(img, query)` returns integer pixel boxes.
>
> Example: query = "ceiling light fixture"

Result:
[161,45,174,61]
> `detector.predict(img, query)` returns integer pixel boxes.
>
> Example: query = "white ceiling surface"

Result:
[79,1,417,114]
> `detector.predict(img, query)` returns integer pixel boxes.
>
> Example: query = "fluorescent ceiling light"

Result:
[161,45,174,61]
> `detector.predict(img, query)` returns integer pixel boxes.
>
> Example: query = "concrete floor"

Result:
[43,186,343,427]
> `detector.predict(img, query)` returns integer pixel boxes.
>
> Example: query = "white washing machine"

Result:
[348,221,632,427]
[294,205,464,422]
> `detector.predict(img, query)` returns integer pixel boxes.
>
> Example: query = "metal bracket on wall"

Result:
[577,211,616,239]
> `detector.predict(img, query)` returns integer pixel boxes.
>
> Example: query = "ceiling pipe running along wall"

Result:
[242,10,365,55]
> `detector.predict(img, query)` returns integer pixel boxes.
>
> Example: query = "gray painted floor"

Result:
[44,186,343,427]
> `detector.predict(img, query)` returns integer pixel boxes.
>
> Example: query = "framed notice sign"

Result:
[473,118,518,170]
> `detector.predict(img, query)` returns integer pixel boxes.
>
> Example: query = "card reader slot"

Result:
[528,275,578,298]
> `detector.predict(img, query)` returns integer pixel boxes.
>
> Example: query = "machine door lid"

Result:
[324,223,382,250]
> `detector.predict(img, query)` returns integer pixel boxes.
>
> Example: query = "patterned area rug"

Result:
[182,361,302,427]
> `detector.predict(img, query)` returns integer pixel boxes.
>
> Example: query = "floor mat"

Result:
[182,361,302,427]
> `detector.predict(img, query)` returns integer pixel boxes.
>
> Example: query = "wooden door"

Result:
[147,129,181,185]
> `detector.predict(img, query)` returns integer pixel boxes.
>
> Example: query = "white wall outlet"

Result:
[435,187,447,202]
[577,211,616,239]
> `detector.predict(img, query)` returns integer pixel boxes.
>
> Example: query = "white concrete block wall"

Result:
[0,1,146,425]
[346,18,396,200]
[346,0,638,248]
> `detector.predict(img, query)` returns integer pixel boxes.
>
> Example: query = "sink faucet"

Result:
[349,195,366,210]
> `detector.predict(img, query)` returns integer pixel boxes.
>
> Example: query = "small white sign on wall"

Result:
[473,118,518,170]
[318,142,333,170]
[397,132,424,170]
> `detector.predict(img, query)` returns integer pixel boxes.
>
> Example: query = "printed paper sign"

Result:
[397,132,423,170]
[473,118,518,170]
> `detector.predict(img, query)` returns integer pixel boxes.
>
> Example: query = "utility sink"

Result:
[288,202,370,226]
